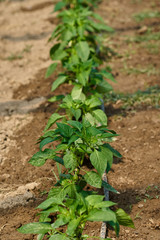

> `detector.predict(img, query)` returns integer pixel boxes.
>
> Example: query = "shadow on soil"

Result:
[0,32,51,42]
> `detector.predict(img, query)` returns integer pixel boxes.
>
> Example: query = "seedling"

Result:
[6,53,23,61]
[134,210,143,220]
[23,45,33,53]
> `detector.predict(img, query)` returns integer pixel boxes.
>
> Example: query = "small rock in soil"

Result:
[137,26,148,34]
[138,203,144,208]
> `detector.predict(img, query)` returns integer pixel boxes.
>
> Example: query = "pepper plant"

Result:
[19,119,134,239]
[18,0,134,239]
[46,6,114,90]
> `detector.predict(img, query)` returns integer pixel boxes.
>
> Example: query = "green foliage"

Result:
[144,42,160,55]
[45,63,58,78]
[47,6,114,94]
[133,11,160,22]
[54,0,101,12]
[104,86,160,110]
[126,31,160,43]
[18,0,134,239]
[6,53,23,61]
[18,190,134,238]
[123,63,160,76]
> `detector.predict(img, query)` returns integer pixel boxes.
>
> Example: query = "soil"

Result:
[0,0,160,240]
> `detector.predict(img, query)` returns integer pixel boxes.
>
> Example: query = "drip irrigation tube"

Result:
[99,99,109,239]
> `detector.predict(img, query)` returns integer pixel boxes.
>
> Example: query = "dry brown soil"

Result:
[0,0,160,239]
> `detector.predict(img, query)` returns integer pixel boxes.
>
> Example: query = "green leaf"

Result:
[84,171,102,188]
[57,122,73,137]
[100,24,114,32]
[68,135,79,145]
[44,113,63,131]
[90,147,110,177]
[55,144,68,151]
[49,234,70,240]
[52,214,70,228]
[62,95,73,108]
[61,29,73,41]
[54,1,66,12]
[18,223,52,234]
[37,197,63,209]
[109,221,120,237]
[84,113,95,125]
[51,75,67,92]
[90,21,114,32]
[85,96,101,108]
[116,209,135,228]
[103,146,113,173]
[45,63,58,78]
[50,43,61,59]
[49,25,62,41]
[87,209,116,222]
[63,183,77,199]
[71,108,81,121]
[86,126,102,136]
[102,181,120,194]
[37,234,45,240]
[63,151,77,172]
[100,70,116,82]
[48,187,63,198]
[41,205,59,215]
[77,25,85,37]
[92,109,107,125]
[40,137,54,151]
[75,41,90,62]
[85,195,104,206]
[101,132,119,139]
[29,149,55,167]
[71,85,82,100]
[92,12,104,22]
[50,44,67,61]
[38,213,51,223]
[67,120,82,132]
[96,80,113,93]
[104,143,122,158]
[77,72,87,86]
[94,201,116,209]
[66,218,81,236]
[48,95,64,103]
[55,156,64,165]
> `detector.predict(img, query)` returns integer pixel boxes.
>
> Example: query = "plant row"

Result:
[18,0,134,239]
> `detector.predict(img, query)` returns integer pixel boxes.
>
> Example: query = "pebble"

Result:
[137,26,148,34]
[138,203,144,208]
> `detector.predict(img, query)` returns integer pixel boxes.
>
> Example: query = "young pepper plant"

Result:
[45,7,115,88]
[30,119,121,192]
[18,120,134,239]
[18,0,135,239]
[18,189,134,240]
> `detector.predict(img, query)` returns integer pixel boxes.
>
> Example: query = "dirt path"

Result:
[0,0,160,239]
